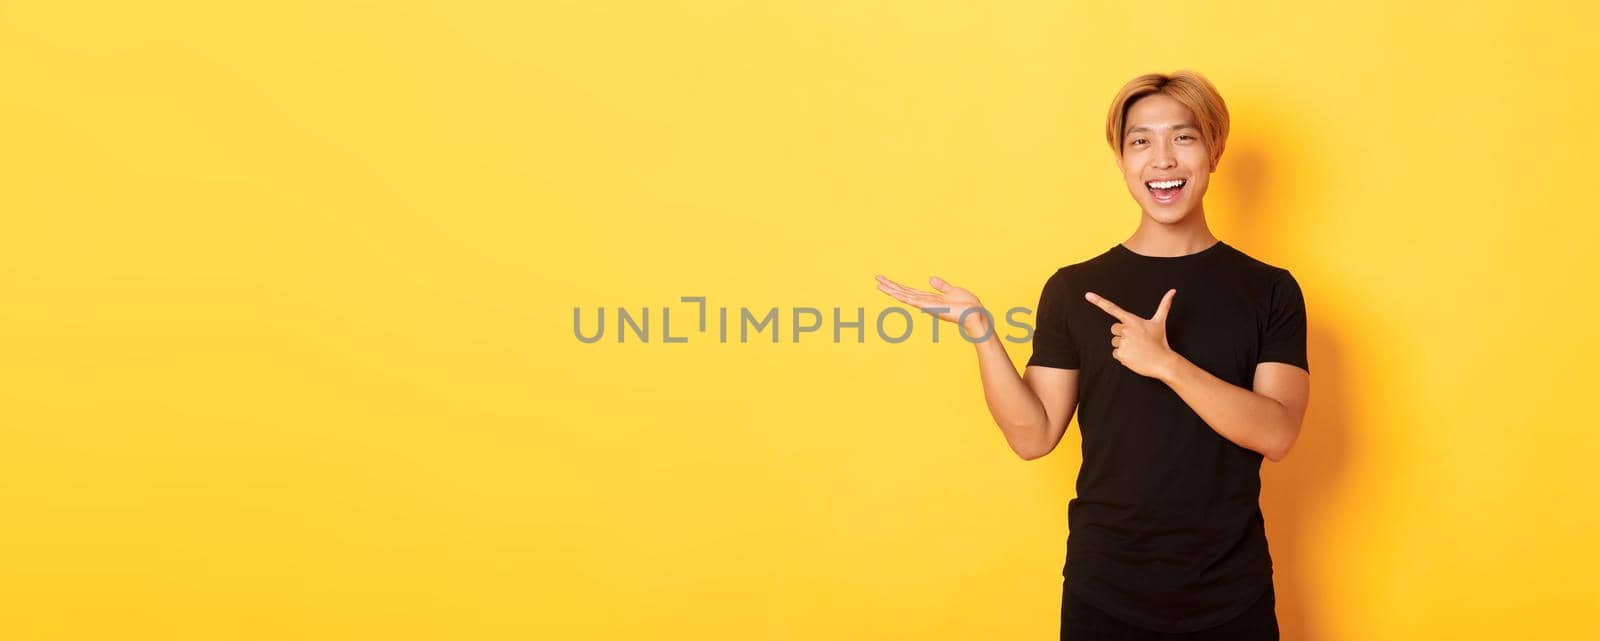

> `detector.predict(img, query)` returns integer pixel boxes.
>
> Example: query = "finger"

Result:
[882,286,939,311]
[929,275,952,292]
[876,274,922,292]
[1152,288,1177,323]
[876,274,913,293]
[1111,336,1121,347]
[876,276,924,298]
[877,281,924,305]
[876,282,911,304]
[1110,322,1124,336]
[1085,292,1134,322]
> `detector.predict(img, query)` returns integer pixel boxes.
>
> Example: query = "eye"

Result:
[1177,134,1195,141]
[1130,138,1147,146]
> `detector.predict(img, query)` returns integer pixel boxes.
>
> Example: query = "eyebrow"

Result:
[1125,123,1200,136]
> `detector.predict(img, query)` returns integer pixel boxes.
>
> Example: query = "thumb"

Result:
[1152,288,1176,322]
[930,276,951,292]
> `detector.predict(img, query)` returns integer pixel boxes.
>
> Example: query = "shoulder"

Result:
[1219,242,1300,285]
[1042,247,1119,285]
[1217,244,1308,315]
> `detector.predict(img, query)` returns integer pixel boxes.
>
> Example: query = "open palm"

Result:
[874,274,989,334]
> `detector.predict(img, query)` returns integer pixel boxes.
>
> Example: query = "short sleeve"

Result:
[1258,270,1309,372]
[1026,269,1080,370]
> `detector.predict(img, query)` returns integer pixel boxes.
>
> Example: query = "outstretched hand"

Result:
[875,274,991,337]
[1084,289,1180,380]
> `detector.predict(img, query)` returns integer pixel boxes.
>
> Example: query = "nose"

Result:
[1153,142,1177,169]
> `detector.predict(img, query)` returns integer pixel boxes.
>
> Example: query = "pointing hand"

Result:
[1084,289,1179,380]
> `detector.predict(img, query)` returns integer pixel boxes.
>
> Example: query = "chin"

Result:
[1143,204,1193,225]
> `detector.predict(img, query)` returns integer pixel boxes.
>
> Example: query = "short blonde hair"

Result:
[1106,70,1230,166]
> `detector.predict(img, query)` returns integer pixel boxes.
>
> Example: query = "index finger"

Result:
[1084,291,1134,322]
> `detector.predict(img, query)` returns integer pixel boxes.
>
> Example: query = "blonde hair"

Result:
[1106,70,1230,166]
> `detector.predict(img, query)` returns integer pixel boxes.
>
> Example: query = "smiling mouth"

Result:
[1145,178,1187,204]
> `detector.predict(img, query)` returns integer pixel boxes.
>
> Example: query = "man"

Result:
[874,70,1310,640]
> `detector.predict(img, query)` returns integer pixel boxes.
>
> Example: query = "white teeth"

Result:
[1146,179,1186,189]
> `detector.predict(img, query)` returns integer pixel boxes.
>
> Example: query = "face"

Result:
[1116,93,1216,224]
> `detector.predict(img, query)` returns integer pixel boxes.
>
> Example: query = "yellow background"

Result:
[2,1,1597,639]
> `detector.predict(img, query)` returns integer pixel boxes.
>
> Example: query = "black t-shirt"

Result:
[1026,239,1309,633]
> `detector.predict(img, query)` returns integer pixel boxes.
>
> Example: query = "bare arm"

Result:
[1157,359,1309,461]
[971,315,1080,460]
[875,275,1079,460]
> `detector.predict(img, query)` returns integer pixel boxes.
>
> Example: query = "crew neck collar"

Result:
[1113,239,1226,262]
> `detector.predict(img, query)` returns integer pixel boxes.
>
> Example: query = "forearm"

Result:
[1157,355,1295,461]
[967,318,1050,458]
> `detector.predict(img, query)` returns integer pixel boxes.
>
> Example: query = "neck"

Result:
[1123,204,1219,257]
